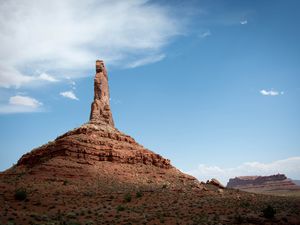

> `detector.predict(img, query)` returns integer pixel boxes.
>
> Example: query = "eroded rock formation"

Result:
[90,60,114,126]
[17,60,171,169]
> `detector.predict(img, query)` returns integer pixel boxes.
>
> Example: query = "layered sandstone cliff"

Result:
[227,174,300,195]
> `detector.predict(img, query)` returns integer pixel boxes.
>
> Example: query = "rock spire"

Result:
[89,60,114,126]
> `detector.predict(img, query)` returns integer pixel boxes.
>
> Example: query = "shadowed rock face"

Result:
[17,60,171,169]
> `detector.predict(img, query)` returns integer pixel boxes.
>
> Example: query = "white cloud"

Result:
[260,89,283,96]
[187,157,300,185]
[126,54,166,68]
[240,20,248,25]
[0,0,184,88]
[9,95,42,108]
[0,64,35,88]
[0,95,43,114]
[38,73,59,82]
[60,91,79,100]
[199,30,211,38]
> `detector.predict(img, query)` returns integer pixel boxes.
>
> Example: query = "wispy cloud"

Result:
[240,20,248,25]
[126,54,166,68]
[9,95,42,108]
[60,91,79,100]
[0,0,184,88]
[0,67,59,88]
[38,73,59,82]
[187,157,300,185]
[0,95,43,114]
[199,30,211,38]
[260,89,284,96]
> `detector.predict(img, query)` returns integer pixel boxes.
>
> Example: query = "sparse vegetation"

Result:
[116,205,125,212]
[234,214,244,224]
[14,188,27,201]
[124,193,132,202]
[262,205,276,219]
[136,191,143,198]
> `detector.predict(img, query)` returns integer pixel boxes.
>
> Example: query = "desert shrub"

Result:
[162,184,167,189]
[240,200,250,208]
[67,222,81,225]
[67,212,77,219]
[262,205,276,219]
[14,188,27,201]
[234,214,244,224]
[124,193,132,202]
[136,191,143,198]
[116,205,125,212]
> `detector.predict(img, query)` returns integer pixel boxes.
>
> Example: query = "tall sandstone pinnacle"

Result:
[9,59,202,193]
[16,60,173,169]
[90,60,114,126]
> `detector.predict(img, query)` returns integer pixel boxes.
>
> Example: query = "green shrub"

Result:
[116,205,125,212]
[234,214,244,224]
[14,188,27,201]
[136,191,143,198]
[262,205,276,219]
[124,193,131,202]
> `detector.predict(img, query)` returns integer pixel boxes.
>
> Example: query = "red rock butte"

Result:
[17,60,173,169]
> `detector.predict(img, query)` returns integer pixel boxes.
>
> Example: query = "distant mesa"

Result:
[227,174,300,196]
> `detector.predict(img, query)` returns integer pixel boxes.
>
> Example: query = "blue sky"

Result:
[0,0,299,184]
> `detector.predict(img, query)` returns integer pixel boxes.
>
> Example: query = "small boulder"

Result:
[206,178,225,189]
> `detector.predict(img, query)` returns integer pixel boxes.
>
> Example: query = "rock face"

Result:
[90,60,114,126]
[17,60,171,169]
[227,174,300,194]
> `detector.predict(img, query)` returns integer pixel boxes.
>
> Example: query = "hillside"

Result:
[0,61,300,225]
